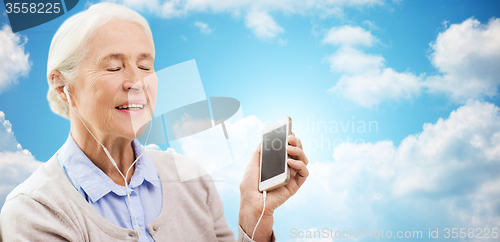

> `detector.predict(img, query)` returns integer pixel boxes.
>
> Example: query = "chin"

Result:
[134,120,150,138]
[115,115,152,140]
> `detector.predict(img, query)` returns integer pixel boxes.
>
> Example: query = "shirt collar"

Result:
[57,133,160,203]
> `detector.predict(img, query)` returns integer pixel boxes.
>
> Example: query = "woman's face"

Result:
[69,19,157,140]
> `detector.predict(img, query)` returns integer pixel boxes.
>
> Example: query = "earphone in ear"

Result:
[63,86,72,105]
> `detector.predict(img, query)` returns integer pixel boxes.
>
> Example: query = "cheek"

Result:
[81,72,121,115]
[87,71,118,92]
[145,74,158,108]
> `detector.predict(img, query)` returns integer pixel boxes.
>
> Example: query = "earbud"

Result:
[63,86,72,105]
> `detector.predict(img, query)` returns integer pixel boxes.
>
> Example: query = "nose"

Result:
[123,66,145,91]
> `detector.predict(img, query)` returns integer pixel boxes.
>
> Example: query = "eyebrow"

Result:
[97,53,125,65]
[137,53,154,62]
[97,53,153,64]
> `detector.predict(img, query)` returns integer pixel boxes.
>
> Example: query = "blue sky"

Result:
[1,0,500,241]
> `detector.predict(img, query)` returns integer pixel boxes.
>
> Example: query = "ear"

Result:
[49,70,70,106]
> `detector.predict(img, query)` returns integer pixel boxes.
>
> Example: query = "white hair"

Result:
[47,2,154,119]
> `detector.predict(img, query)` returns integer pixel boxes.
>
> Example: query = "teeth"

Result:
[117,104,145,110]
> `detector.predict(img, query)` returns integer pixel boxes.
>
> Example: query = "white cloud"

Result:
[426,17,500,101]
[194,21,213,34]
[322,25,378,47]
[165,112,264,191]
[110,0,383,17]
[137,102,500,234]
[107,0,385,39]
[281,100,500,231]
[0,26,35,208]
[324,47,383,74]
[277,38,287,46]
[329,68,422,108]
[326,47,423,108]
[362,20,378,30]
[245,11,284,40]
[323,26,423,108]
[393,100,500,197]
[327,18,500,107]
[0,112,21,152]
[0,111,42,208]
[144,144,177,154]
[0,151,41,208]
[139,114,263,205]
[0,25,30,94]
[206,115,264,196]
[143,143,161,150]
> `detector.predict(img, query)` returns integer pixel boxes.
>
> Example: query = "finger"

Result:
[289,166,297,178]
[291,131,295,136]
[288,135,303,149]
[255,142,261,154]
[287,159,309,178]
[286,145,308,165]
[287,158,309,187]
[245,143,262,171]
[251,143,261,161]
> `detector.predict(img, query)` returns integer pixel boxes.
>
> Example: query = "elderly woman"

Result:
[0,3,309,242]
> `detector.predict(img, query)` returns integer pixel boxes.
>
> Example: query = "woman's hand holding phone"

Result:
[238,131,309,242]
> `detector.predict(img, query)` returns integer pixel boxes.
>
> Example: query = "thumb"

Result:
[252,142,261,163]
[246,143,261,171]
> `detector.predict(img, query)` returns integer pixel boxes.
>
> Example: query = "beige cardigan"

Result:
[0,149,274,241]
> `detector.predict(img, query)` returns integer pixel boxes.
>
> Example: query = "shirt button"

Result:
[153,225,159,231]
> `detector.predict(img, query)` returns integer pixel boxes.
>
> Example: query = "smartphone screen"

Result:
[261,124,287,182]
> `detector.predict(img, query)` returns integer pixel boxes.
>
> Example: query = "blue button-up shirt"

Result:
[57,134,162,241]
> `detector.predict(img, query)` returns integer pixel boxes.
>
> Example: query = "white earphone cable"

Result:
[65,86,153,242]
[251,190,267,241]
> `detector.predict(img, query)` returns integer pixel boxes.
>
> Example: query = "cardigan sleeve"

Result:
[237,225,276,242]
[0,194,80,242]
[206,176,277,242]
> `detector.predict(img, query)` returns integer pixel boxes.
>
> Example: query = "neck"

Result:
[69,114,136,186]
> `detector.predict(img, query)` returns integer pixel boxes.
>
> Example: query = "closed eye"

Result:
[108,67,122,72]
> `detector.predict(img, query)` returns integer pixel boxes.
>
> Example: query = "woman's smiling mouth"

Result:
[115,103,145,111]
